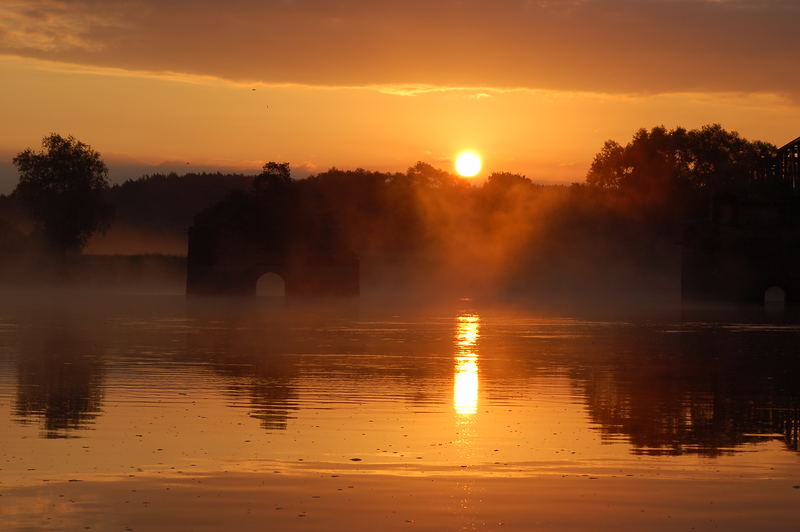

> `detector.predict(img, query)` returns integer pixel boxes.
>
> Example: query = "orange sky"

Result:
[1,0,799,192]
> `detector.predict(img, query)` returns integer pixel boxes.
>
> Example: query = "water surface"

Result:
[1,294,799,530]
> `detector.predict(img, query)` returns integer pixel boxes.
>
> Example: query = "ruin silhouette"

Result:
[185,165,359,297]
[682,136,800,304]
[681,194,800,304]
[186,222,359,296]
[776,136,800,187]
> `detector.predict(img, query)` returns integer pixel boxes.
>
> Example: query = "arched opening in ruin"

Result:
[764,286,786,306]
[256,272,286,297]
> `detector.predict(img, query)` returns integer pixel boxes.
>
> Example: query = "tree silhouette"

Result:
[12,134,114,255]
[587,124,777,198]
[254,161,291,193]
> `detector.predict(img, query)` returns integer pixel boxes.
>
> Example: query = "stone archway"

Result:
[764,286,786,306]
[256,272,286,297]
[185,227,359,297]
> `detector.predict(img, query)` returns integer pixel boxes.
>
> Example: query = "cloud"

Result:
[12,57,516,98]
[0,1,125,52]
[376,85,513,97]
[0,0,798,96]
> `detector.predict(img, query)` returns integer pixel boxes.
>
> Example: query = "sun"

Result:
[455,152,482,177]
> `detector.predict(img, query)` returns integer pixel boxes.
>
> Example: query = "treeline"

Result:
[184,124,796,297]
[108,172,254,232]
[190,161,677,298]
[0,169,255,256]
[587,124,787,220]
[0,125,795,298]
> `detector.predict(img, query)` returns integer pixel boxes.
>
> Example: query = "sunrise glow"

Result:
[455,152,482,178]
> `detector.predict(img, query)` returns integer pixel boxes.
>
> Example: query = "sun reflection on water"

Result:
[453,313,480,416]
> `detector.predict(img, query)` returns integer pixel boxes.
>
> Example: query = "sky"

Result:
[1,0,800,192]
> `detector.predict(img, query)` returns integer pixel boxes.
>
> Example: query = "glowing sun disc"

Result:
[455,152,482,177]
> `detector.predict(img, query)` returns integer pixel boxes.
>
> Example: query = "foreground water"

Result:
[0,294,798,531]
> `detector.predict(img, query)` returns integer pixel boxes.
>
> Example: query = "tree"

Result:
[586,124,778,198]
[404,161,461,189]
[586,126,692,198]
[485,172,533,189]
[12,134,114,255]
[585,140,628,190]
[254,162,291,193]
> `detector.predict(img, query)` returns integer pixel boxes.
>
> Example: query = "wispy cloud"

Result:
[0,0,798,96]
[376,85,511,98]
[0,54,591,98]
[0,0,124,52]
